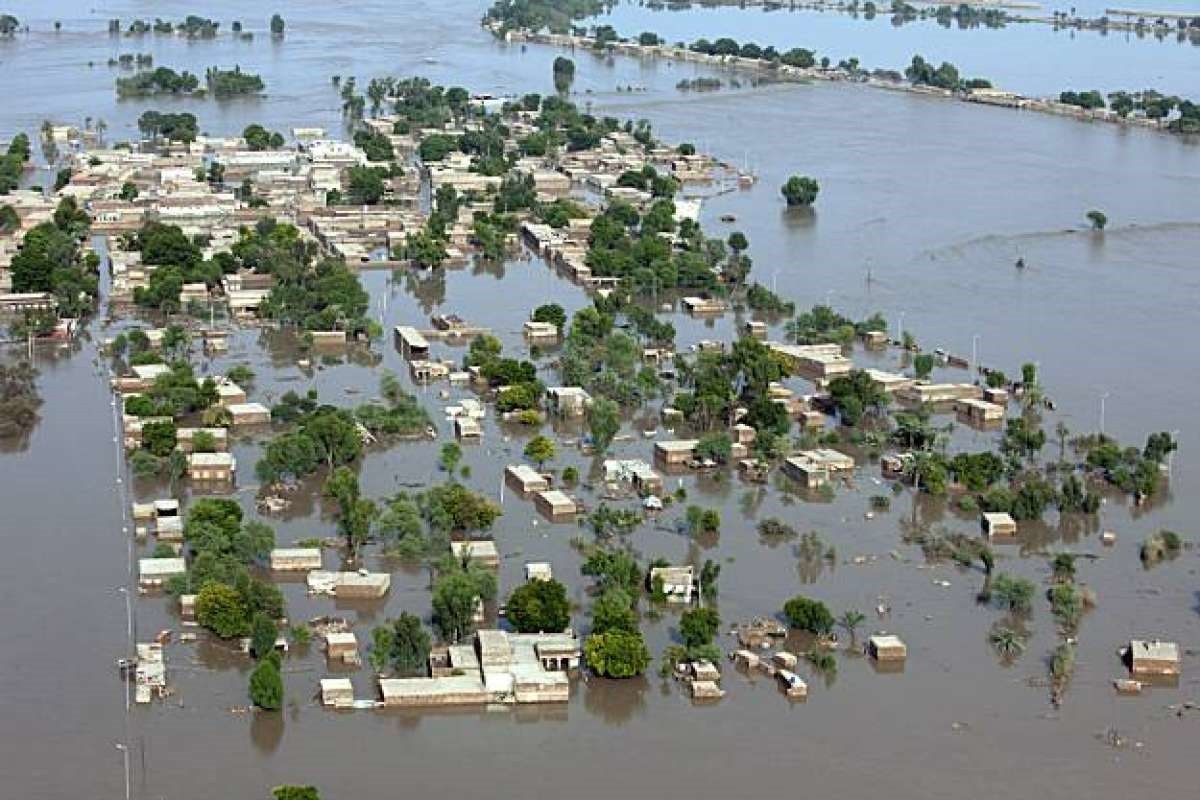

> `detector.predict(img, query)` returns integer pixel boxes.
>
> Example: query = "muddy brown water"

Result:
[2,2,1199,799]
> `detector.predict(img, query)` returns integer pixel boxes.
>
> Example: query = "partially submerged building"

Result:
[505,464,550,497]
[783,449,855,488]
[378,629,580,707]
[450,539,501,569]
[649,565,696,603]
[270,547,323,572]
[187,452,236,482]
[138,557,186,589]
[307,570,391,599]
[868,634,908,663]
[533,489,579,521]
[981,512,1017,539]
[1126,639,1181,677]
[546,386,591,416]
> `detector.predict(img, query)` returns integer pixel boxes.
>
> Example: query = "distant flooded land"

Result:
[1,2,1197,800]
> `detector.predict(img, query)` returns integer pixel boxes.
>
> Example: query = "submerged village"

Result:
[0,4,1197,799]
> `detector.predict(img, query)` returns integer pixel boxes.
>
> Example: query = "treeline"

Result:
[116,67,201,97]
[205,66,265,96]
[1060,88,1200,131]
[137,110,200,143]
[483,0,609,35]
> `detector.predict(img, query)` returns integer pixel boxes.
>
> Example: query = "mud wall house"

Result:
[681,296,728,316]
[226,402,271,427]
[450,540,500,570]
[523,320,559,342]
[864,368,915,395]
[320,678,354,708]
[525,562,553,582]
[546,386,591,417]
[394,325,430,360]
[186,452,236,482]
[896,382,983,405]
[784,455,828,488]
[649,565,696,604]
[1128,640,1181,677]
[654,439,700,466]
[324,632,360,665]
[868,634,908,662]
[505,465,550,497]
[215,380,247,408]
[270,547,323,572]
[226,289,271,319]
[956,398,1005,425]
[138,557,186,589]
[983,387,1009,406]
[534,490,579,522]
[981,512,1017,540]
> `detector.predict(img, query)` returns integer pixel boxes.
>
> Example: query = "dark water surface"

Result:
[1,2,1198,799]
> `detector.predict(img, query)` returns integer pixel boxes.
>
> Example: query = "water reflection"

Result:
[250,710,284,755]
[583,675,648,724]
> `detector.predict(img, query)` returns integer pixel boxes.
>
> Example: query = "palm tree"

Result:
[1055,421,1070,463]
[839,610,865,646]
[988,626,1026,661]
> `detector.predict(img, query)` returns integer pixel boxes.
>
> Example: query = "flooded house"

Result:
[307,570,391,600]
[394,325,430,360]
[324,631,360,666]
[215,380,247,408]
[1126,640,1181,677]
[378,630,580,708]
[138,557,186,589]
[133,642,167,704]
[505,464,550,497]
[524,562,553,582]
[864,368,915,395]
[776,669,808,699]
[956,398,1005,426]
[450,539,501,569]
[783,449,856,488]
[269,547,323,572]
[546,386,591,416]
[896,382,983,405]
[981,512,1017,539]
[649,565,696,603]
[320,678,355,708]
[681,296,728,316]
[603,459,664,495]
[868,634,908,663]
[523,320,560,341]
[982,387,1009,406]
[454,416,483,440]
[226,402,271,426]
[533,489,580,522]
[744,320,768,340]
[186,452,236,482]
[654,439,700,466]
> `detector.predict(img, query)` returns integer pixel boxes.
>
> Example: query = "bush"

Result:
[195,582,251,638]
[249,653,283,710]
[782,595,834,634]
[250,612,277,659]
[506,578,571,633]
[679,607,720,649]
[584,630,650,678]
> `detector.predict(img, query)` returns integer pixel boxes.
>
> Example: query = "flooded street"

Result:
[1,2,1198,799]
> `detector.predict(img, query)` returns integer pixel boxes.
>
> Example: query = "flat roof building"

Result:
[187,452,236,482]
[270,547,323,571]
[1127,639,1180,677]
[534,489,579,521]
[450,539,500,569]
[505,464,550,497]
[981,512,1017,539]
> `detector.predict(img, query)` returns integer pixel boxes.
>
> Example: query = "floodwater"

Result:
[587,1,1200,97]
[2,2,1199,799]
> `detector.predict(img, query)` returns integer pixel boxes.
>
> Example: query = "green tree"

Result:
[249,653,283,710]
[531,303,567,332]
[523,435,556,469]
[141,420,177,457]
[679,607,720,649]
[584,630,650,678]
[324,467,374,557]
[586,397,620,454]
[991,572,1035,614]
[506,578,571,633]
[196,582,251,638]
[270,14,285,36]
[432,564,497,642]
[1086,210,1107,230]
[783,595,834,634]
[273,788,320,800]
[591,588,637,635]
[838,609,866,643]
[370,612,431,676]
[781,175,819,207]
[439,442,462,476]
[250,611,278,659]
